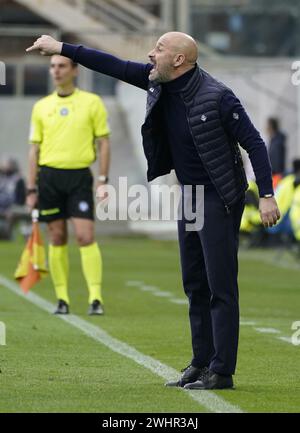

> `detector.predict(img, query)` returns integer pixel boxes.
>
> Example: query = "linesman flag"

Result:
[14,209,48,293]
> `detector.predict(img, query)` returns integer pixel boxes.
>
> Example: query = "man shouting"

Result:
[26,32,280,390]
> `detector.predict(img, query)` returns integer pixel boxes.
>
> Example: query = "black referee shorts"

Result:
[37,165,94,223]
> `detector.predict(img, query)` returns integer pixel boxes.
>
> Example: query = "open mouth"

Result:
[150,60,157,69]
[149,63,157,79]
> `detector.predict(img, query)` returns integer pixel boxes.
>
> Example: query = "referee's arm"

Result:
[26,143,39,210]
[95,135,110,203]
[97,135,110,181]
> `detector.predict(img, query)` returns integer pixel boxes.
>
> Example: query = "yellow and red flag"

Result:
[14,210,48,293]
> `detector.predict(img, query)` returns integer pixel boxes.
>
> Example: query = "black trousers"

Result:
[178,185,245,376]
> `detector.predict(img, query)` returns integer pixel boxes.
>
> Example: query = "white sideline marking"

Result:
[126,280,144,287]
[127,281,296,347]
[128,281,188,306]
[239,250,300,271]
[0,275,243,414]
[140,285,159,292]
[170,298,189,305]
[277,336,293,344]
[152,291,172,297]
[254,327,281,334]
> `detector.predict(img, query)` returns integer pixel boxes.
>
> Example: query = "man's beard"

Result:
[149,65,172,83]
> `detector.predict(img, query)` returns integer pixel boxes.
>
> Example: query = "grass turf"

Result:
[0,236,299,412]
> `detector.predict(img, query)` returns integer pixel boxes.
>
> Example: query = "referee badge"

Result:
[79,201,89,212]
[60,107,69,116]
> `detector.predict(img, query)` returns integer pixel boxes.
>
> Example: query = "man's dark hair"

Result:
[50,56,78,68]
[268,117,279,132]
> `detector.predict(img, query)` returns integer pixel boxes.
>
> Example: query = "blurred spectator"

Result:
[0,157,27,240]
[289,159,300,250]
[293,159,300,187]
[241,159,300,249]
[240,180,267,247]
[266,117,286,185]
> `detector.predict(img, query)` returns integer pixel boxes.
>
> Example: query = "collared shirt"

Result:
[29,88,110,169]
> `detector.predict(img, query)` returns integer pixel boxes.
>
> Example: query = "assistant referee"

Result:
[26,54,110,315]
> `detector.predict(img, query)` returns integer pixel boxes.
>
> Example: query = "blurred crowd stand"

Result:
[241,158,300,255]
[0,157,31,240]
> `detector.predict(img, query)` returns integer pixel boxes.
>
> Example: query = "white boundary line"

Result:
[126,281,296,346]
[239,250,300,271]
[278,336,293,343]
[0,275,243,414]
[254,328,281,334]
[127,280,188,306]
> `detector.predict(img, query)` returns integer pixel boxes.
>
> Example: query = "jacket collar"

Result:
[181,65,204,102]
[162,66,196,93]
[148,65,204,102]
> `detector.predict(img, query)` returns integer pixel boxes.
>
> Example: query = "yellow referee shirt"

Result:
[29,88,110,169]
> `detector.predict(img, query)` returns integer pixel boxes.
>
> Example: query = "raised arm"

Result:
[26,35,152,90]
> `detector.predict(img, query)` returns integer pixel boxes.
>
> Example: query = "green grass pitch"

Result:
[0,236,299,413]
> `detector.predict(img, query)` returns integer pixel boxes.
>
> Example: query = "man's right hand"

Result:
[26,192,38,211]
[26,35,63,56]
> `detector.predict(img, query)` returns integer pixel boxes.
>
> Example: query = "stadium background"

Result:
[0,0,299,413]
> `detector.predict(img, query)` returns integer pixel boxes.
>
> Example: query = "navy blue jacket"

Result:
[143,67,250,208]
[62,43,273,207]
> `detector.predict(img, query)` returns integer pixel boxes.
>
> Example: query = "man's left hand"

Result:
[259,196,280,228]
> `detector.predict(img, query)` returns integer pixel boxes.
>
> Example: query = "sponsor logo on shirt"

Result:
[60,107,69,116]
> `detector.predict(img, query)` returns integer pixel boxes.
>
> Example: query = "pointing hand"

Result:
[26,35,63,56]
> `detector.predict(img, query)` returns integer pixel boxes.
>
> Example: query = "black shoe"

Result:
[184,371,234,390]
[165,365,209,387]
[88,300,104,316]
[54,300,69,315]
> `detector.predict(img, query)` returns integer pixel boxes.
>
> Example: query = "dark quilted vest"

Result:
[141,66,248,210]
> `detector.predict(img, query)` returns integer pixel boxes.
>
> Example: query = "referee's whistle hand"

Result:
[259,196,281,228]
[26,35,63,56]
[26,193,38,212]
[96,183,109,205]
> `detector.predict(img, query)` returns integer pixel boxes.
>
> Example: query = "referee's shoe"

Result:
[54,300,69,315]
[88,300,104,316]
